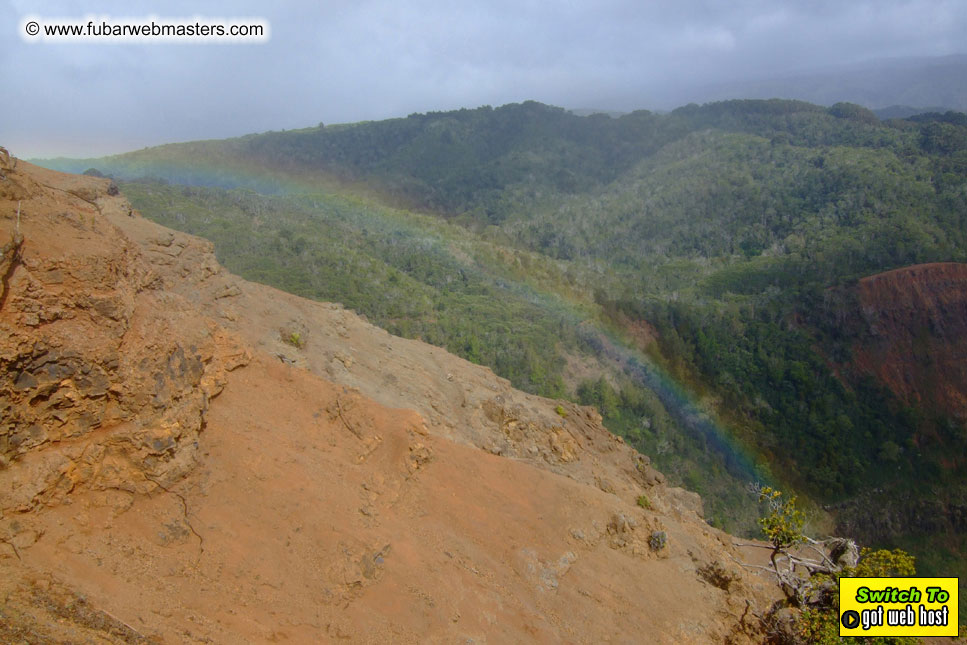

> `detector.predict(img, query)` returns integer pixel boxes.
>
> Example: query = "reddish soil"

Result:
[0,160,778,643]
[852,262,967,422]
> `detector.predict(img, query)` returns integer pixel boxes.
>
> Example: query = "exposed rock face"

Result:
[851,262,967,422]
[0,161,776,644]
[0,164,248,511]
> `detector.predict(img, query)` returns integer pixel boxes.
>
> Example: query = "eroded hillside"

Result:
[852,262,967,423]
[0,160,778,642]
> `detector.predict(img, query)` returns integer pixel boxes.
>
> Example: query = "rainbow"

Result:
[37,150,771,491]
[478,269,770,487]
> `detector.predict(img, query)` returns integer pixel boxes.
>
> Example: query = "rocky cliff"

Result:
[0,159,777,643]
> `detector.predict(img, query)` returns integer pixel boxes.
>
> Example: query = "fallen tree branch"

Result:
[334,396,362,439]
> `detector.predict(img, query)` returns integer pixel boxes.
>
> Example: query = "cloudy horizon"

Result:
[3,0,966,158]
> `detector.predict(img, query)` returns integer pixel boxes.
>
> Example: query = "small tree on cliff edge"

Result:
[750,485,922,645]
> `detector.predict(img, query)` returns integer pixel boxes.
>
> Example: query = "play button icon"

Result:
[841,610,861,630]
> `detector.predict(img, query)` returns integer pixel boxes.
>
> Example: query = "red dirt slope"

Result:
[0,159,776,643]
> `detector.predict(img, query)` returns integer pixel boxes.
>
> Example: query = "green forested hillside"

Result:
[41,100,967,580]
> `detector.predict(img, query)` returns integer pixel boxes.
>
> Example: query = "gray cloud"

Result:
[3,0,965,157]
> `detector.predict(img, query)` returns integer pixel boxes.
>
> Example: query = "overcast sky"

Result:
[3,0,966,157]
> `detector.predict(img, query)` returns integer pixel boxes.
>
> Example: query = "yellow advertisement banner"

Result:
[840,577,959,637]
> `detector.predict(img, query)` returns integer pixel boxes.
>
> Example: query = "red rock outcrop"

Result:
[0,162,248,513]
[852,262,967,421]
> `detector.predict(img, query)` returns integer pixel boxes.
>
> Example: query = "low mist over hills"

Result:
[666,54,967,113]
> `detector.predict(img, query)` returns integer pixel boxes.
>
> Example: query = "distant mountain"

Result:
[672,54,967,112]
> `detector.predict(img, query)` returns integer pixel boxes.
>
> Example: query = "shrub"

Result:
[757,486,805,551]
[282,331,304,348]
